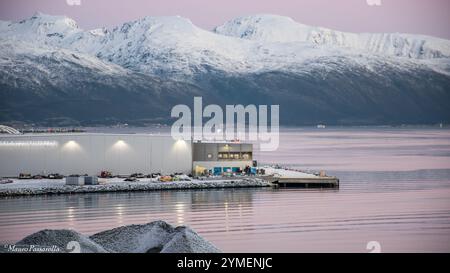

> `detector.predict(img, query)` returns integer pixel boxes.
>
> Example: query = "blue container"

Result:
[213,167,222,176]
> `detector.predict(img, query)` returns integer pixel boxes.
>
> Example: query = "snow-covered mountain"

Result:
[215,14,450,60]
[1,13,449,125]
[2,13,449,76]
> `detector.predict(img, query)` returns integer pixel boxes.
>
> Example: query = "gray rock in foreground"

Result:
[90,221,176,253]
[10,221,220,253]
[90,220,220,253]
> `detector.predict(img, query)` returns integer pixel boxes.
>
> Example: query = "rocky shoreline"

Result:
[0,178,270,197]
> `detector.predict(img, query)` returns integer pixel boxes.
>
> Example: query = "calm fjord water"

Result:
[1,128,449,252]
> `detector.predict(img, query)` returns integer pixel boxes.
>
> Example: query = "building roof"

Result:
[0,125,21,135]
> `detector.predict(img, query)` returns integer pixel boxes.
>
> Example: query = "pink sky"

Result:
[0,0,449,39]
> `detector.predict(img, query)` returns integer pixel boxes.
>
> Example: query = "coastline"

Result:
[0,177,271,197]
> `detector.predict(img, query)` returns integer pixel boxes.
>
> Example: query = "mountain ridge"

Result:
[1,13,449,126]
[214,14,450,59]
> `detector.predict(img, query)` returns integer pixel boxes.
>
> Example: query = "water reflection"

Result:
[190,189,253,207]
[0,188,260,243]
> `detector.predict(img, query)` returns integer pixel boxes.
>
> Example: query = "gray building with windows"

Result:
[192,142,253,175]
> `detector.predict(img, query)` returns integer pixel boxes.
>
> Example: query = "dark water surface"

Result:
[1,127,449,252]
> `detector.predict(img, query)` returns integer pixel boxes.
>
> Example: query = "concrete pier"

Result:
[263,176,339,188]
[259,167,339,188]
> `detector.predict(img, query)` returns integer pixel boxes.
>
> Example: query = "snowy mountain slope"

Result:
[0,13,81,45]
[0,14,254,76]
[0,39,205,124]
[88,16,256,76]
[0,40,128,89]
[1,13,449,78]
[0,13,450,125]
[215,14,450,59]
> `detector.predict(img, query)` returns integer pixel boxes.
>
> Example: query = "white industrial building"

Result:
[0,133,253,177]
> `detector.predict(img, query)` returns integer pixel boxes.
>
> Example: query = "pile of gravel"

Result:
[4,221,220,253]
[160,226,221,253]
[15,229,108,253]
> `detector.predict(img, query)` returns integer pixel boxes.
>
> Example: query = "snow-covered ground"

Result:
[0,166,325,196]
[0,177,153,190]
[0,177,270,196]
[262,167,319,178]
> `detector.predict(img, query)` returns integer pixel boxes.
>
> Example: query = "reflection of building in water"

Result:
[190,189,254,209]
[0,189,262,241]
[52,189,256,213]
[189,189,258,233]
[63,194,101,208]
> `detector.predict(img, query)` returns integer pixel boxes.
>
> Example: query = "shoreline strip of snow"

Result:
[0,178,270,197]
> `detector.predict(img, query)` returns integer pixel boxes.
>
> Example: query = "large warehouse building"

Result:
[0,133,253,177]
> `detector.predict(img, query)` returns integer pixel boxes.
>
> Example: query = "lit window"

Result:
[242,153,252,160]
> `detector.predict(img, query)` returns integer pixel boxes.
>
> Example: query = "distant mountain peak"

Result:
[215,14,450,59]
[113,15,197,34]
[24,12,79,29]
[215,14,326,42]
[2,12,81,43]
